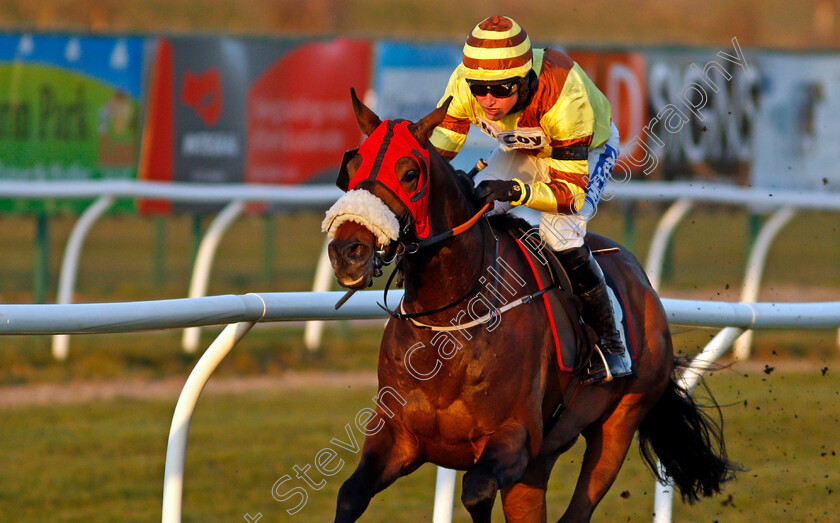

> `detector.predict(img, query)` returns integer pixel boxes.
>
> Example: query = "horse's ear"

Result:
[350,87,381,136]
[410,96,452,145]
[335,147,358,192]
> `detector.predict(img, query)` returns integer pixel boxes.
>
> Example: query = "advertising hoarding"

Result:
[751,53,840,191]
[0,34,144,213]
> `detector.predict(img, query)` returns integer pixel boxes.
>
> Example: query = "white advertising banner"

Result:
[751,53,840,191]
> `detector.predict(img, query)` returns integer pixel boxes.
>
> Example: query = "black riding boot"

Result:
[556,245,634,384]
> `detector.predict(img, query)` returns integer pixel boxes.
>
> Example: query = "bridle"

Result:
[375,205,493,321]
[334,117,494,317]
[383,201,491,258]
[334,194,492,314]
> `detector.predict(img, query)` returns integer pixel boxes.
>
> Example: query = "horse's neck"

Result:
[401,173,486,316]
[402,226,486,314]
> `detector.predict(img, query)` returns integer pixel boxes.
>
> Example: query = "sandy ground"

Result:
[0,359,831,409]
[0,371,378,409]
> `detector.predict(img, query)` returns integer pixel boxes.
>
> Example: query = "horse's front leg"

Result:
[461,421,531,523]
[335,420,421,523]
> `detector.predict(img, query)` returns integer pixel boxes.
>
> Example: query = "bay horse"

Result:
[322,90,734,522]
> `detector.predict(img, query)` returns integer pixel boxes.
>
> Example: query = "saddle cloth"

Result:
[513,232,638,375]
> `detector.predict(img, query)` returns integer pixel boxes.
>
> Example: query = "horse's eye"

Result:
[403,170,418,182]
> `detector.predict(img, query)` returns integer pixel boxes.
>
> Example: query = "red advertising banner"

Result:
[138,36,372,214]
[245,39,372,185]
[569,50,648,174]
[138,38,175,214]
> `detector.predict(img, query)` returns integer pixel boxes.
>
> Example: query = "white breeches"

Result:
[474,121,620,251]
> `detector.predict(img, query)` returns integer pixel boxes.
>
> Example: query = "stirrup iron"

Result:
[594,345,613,383]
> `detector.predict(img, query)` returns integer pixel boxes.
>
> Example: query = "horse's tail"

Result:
[637,362,737,503]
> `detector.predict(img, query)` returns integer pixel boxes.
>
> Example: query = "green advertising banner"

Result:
[0,34,145,213]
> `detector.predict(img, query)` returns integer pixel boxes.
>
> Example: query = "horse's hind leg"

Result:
[335,422,420,523]
[462,421,531,523]
[558,407,645,523]
[500,452,560,523]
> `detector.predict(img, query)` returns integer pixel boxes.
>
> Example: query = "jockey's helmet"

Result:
[458,15,533,83]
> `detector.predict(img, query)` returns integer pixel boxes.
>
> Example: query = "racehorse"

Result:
[322,89,734,522]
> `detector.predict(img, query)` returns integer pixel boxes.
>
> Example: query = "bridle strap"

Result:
[405,282,558,331]
[335,197,491,313]
[399,203,492,254]
[402,220,562,331]
[378,216,492,320]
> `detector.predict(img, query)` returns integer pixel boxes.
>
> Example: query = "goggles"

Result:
[467,79,520,98]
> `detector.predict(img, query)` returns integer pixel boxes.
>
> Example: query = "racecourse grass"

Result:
[0,205,839,521]
[0,369,837,522]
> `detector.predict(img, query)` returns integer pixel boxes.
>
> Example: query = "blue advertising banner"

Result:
[752,53,840,191]
[0,34,143,98]
[373,41,496,173]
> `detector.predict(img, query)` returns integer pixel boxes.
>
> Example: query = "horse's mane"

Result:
[448,166,482,209]
[441,158,535,237]
[487,213,535,235]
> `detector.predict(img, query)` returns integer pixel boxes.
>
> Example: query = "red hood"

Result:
[347,120,432,239]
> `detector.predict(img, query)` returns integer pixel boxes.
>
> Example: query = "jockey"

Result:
[430,15,632,384]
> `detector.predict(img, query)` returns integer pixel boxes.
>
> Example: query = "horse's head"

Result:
[321,89,452,289]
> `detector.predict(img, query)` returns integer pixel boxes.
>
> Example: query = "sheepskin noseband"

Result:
[346,119,432,239]
[321,189,400,248]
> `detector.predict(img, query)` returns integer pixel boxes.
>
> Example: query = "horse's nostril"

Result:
[346,242,369,261]
[327,243,344,268]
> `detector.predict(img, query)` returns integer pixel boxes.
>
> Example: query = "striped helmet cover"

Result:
[458,15,533,81]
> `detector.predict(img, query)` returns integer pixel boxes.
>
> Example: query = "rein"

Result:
[402,224,562,332]
[403,284,557,331]
[396,202,491,255]
[380,211,564,330]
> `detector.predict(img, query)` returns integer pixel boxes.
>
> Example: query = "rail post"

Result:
[304,237,335,352]
[653,326,745,522]
[645,198,694,291]
[52,195,116,360]
[162,320,256,523]
[182,200,246,353]
[733,207,796,360]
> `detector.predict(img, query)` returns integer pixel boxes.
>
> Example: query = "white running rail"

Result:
[3,180,838,358]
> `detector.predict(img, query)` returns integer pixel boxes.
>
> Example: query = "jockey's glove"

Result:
[474,179,527,205]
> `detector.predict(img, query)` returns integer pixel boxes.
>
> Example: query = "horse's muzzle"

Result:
[328,238,375,289]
